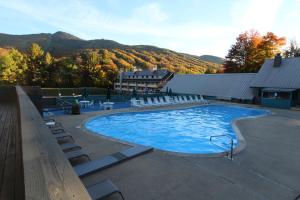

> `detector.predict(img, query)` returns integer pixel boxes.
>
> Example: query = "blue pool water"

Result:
[85,105,269,154]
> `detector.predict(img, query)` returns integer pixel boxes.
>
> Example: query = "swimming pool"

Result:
[85,105,269,154]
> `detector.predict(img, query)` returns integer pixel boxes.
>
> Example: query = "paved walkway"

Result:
[52,103,300,200]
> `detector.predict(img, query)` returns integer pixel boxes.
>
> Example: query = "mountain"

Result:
[0,31,222,73]
[199,55,224,64]
[0,31,125,56]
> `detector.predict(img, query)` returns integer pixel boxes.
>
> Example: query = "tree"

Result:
[55,57,80,87]
[224,30,286,73]
[40,52,55,87]
[0,49,27,84]
[284,40,300,58]
[25,43,45,85]
[204,68,216,74]
[77,50,100,86]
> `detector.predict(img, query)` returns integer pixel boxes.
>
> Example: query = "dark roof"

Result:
[262,88,296,92]
[122,70,170,78]
[251,57,300,89]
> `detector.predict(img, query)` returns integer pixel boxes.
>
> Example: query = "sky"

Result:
[0,0,300,57]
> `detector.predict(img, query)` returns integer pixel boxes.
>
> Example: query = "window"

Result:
[277,92,290,99]
[263,91,290,99]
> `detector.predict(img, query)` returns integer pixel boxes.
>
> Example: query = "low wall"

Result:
[261,98,291,109]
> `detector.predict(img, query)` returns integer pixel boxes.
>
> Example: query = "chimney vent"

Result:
[273,53,282,67]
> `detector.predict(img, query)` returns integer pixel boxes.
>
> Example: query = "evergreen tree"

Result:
[26,43,44,85]
[284,40,300,58]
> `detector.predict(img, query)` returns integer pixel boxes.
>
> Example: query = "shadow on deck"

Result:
[0,86,24,200]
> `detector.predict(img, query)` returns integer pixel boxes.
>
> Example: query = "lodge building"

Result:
[114,69,174,93]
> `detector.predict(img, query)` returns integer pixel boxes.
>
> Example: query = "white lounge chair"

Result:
[182,96,189,103]
[188,95,196,103]
[200,95,209,104]
[159,97,168,105]
[173,96,180,104]
[164,96,174,104]
[88,100,94,108]
[98,101,103,108]
[146,97,155,106]
[178,96,185,103]
[194,95,202,103]
[139,97,149,106]
[130,98,142,107]
[153,97,161,105]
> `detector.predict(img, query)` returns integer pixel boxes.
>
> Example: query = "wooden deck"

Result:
[0,87,24,200]
[0,86,91,200]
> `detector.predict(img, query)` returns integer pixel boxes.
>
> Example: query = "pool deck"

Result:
[50,102,300,200]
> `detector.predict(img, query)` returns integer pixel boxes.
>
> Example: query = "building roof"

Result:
[262,88,296,92]
[162,73,256,100]
[250,57,300,89]
[122,69,170,78]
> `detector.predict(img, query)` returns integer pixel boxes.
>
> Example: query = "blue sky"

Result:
[0,0,299,57]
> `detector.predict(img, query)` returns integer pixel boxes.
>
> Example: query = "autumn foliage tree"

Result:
[224,31,286,73]
[0,48,27,84]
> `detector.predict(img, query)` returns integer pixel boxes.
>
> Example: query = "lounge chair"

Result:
[182,96,189,103]
[51,128,65,134]
[164,96,174,104]
[153,97,161,105]
[65,149,91,163]
[60,143,82,152]
[98,101,103,108]
[159,97,168,105]
[187,95,194,103]
[88,100,95,108]
[45,120,62,128]
[200,95,209,104]
[75,145,153,177]
[139,97,149,106]
[173,96,180,104]
[87,179,125,200]
[130,98,142,107]
[54,132,75,142]
[194,95,201,102]
[146,97,155,106]
[177,96,184,103]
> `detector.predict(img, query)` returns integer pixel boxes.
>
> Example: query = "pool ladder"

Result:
[210,134,234,160]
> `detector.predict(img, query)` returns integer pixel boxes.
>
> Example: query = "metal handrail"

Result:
[56,98,73,113]
[210,134,234,160]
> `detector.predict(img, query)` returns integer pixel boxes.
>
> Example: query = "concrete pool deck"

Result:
[50,102,300,200]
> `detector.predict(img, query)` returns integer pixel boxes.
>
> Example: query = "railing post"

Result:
[229,139,233,160]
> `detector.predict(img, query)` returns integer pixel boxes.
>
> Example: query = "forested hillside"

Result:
[0,32,223,87]
[0,31,222,74]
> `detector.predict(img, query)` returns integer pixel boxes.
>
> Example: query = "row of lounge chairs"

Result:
[131,94,208,107]
[44,119,153,200]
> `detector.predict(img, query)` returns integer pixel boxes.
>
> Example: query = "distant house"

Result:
[114,69,174,93]
[163,73,256,101]
[250,55,300,108]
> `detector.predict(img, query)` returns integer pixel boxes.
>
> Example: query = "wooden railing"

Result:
[16,86,91,200]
